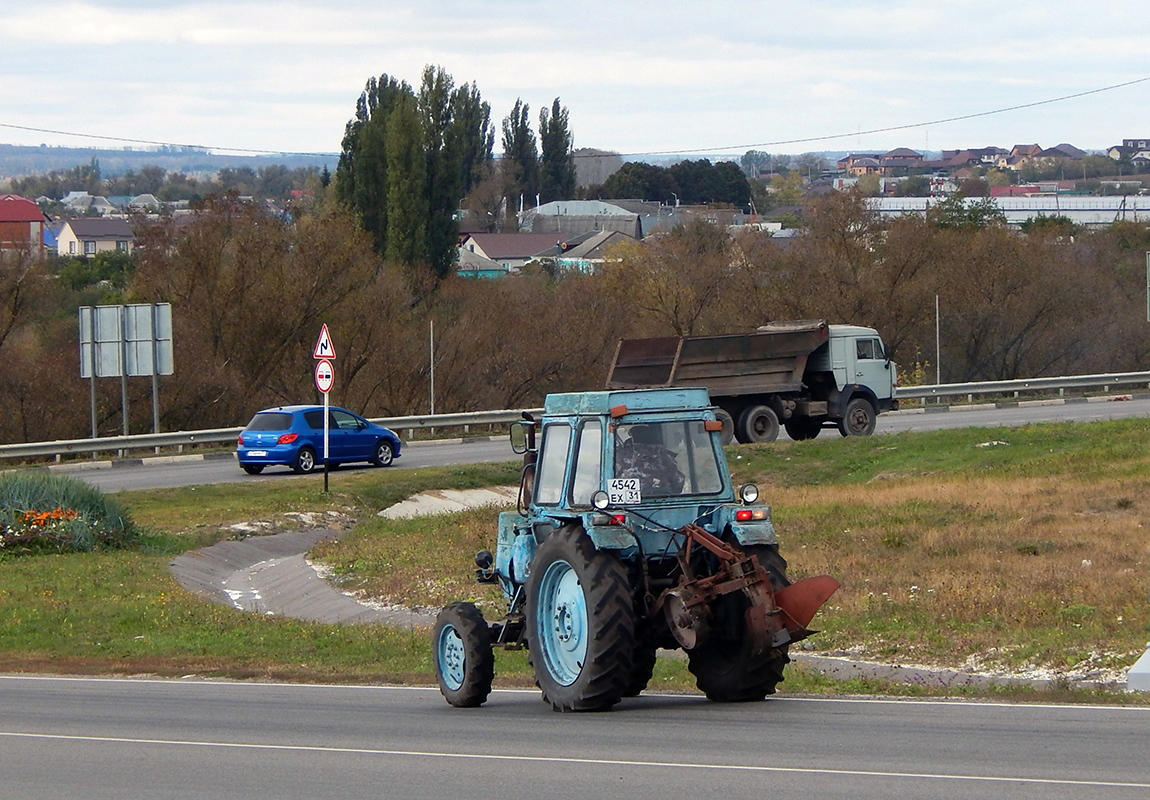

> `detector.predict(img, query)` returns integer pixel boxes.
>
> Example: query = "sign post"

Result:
[313,326,336,492]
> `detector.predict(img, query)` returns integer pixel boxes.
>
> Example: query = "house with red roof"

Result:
[0,194,49,255]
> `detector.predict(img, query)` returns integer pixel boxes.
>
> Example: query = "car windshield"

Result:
[245,412,292,431]
[613,420,723,498]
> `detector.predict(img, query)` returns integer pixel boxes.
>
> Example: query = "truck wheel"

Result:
[433,602,495,708]
[838,397,877,437]
[714,409,736,446]
[738,405,780,443]
[784,417,823,441]
[687,544,791,702]
[526,526,635,712]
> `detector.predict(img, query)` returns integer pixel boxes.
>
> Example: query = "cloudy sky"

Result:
[2,1,1147,159]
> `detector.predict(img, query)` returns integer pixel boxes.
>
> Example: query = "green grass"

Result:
[2,420,1148,703]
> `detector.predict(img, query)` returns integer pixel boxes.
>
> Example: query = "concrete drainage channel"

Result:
[169,490,1131,692]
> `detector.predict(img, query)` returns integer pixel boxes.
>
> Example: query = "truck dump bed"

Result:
[606,320,830,397]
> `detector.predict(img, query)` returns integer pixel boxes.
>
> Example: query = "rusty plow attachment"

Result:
[656,524,839,654]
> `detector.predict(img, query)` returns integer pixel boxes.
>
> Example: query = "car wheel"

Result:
[293,446,317,474]
[372,440,394,467]
[241,463,265,475]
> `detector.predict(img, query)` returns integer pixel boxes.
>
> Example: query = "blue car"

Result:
[236,405,402,475]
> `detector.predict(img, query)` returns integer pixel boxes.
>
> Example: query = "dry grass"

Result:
[774,473,1149,676]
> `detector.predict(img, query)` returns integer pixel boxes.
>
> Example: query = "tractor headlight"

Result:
[739,483,760,504]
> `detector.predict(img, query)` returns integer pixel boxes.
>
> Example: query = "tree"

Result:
[600,219,734,336]
[793,153,826,181]
[0,249,47,356]
[926,195,1006,229]
[334,66,494,277]
[739,150,771,178]
[335,74,409,255]
[770,170,804,206]
[130,197,383,425]
[450,81,494,196]
[384,90,428,268]
[538,98,577,203]
[894,174,931,197]
[501,99,539,204]
[418,66,462,278]
[600,162,677,202]
[714,161,752,208]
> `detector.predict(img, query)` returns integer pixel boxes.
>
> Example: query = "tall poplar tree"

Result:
[384,91,427,267]
[335,66,494,278]
[538,98,576,203]
[501,99,538,205]
[335,75,408,255]
[419,66,461,278]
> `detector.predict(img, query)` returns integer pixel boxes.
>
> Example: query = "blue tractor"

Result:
[432,388,838,711]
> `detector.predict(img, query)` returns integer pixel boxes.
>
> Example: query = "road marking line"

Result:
[2,731,1148,789]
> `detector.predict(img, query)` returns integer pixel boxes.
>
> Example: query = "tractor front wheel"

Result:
[687,544,791,702]
[433,602,495,708]
[526,526,635,712]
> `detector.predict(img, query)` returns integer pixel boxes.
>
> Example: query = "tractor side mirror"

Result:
[510,420,535,454]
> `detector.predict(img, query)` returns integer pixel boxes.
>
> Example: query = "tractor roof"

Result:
[543,387,712,417]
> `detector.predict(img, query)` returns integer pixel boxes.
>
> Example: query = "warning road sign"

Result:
[313,324,336,360]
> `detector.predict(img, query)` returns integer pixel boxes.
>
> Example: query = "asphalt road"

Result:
[2,675,1148,800]
[68,395,1150,493]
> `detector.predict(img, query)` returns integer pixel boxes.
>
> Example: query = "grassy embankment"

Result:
[2,419,1148,701]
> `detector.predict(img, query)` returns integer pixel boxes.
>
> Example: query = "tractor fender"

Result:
[711,505,778,546]
[510,532,535,585]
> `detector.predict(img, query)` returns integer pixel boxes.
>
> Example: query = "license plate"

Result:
[247,450,267,457]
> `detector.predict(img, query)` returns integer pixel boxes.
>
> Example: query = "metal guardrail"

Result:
[0,409,540,461]
[894,371,1150,400]
[2,371,1149,462]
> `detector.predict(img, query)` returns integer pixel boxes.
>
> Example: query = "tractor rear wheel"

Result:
[623,644,658,697]
[687,544,791,702]
[526,526,635,712]
[433,602,495,708]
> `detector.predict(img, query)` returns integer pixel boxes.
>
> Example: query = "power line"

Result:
[625,75,1150,157]
[0,121,337,158]
[2,74,1147,161]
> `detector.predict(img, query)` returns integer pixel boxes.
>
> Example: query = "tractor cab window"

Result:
[613,420,723,499]
[534,423,572,506]
[569,420,602,507]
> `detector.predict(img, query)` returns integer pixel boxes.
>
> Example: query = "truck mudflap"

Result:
[655,524,839,655]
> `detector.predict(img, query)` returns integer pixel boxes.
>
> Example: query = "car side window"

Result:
[303,410,325,429]
[332,410,360,430]
[534,424,572,506]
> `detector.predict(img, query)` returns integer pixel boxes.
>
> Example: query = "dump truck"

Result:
[432,387,838,711]
[606,320,897,443]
